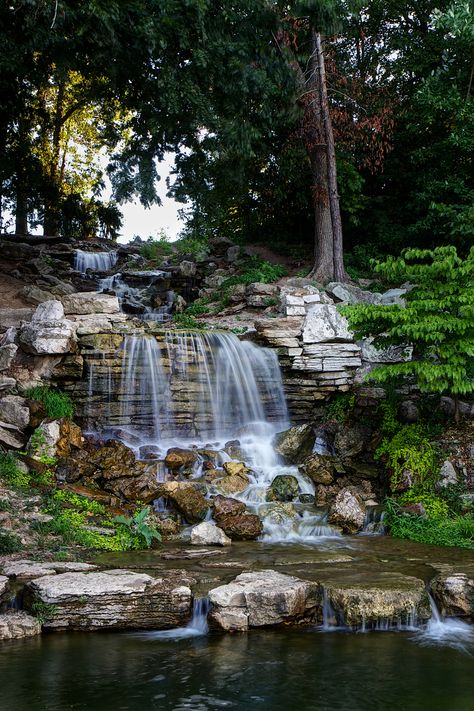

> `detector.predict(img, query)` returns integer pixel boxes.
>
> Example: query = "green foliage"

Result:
[174,237,208,260]
[398,490,449,519]
[173,313,208,330]
[0,452,30,488]
[384,498,474,549]
[31,601,57,624]
[183,296,213,317]
[221,257,288,288]
[114,506,162,549]
[27,386,74,419]
[343,247,474,405]
[325,393,355,423]
[140,235,173,260]
[0,530,23,553]
[375,424,438,491]
[52,490,107,516]
[0,498,13,512]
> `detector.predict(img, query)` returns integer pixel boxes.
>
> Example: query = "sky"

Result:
[117,154,187,244]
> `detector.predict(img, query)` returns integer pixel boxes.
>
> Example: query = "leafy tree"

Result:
[343,246,474,420]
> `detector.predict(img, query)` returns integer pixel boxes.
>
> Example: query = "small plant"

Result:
[0,452,31,488]
[384,498,474,549]
[398,490,449,518]
[140,234,173,260]
[325,393,356,423]
[0,498,14,512]
[263,296,279,308]
[375,424,438,492]
[114,506,162,548]
[173,313,207,330]
[174,236,208,259]
[31,601,57,624]
[27,386,74,419]
[0,530,23,553]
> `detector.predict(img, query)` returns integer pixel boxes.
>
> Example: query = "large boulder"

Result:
[437,460,458,488]
[212,495,246,519]
[325,283,382,305]
[57,440,161,503]
[216,512,263,540]
[273,424,315,464]
[0,612,42,640]
[215,473,249,495]
[0,343,18,371]
[328,489,366,534]
[62,293,120,315]
[302,304,352,344]
[190,522,231,547]
[320,572,430,627]
[164,447,199,472]
[298,453,335,485]
[25,570,193,630]
[266,474,300,502]
[0,395,30,430]
[431,570,474,620]
[157,481,209,523]
[208,570,318,631]
[18,300,75,355]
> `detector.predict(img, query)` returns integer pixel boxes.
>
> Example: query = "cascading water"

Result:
[415,593,474,652]
[99,272,174,322]
[74,249,117,274]
[86,330,341,542]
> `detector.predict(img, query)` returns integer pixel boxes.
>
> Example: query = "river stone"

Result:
[321,572,430,627]
[157,481,209,523]
[0,612,42,640]
[333,423,372,459]
[62,293,120,315]
[213,495,246,519]
[431,570,474,620]
[302,304,352,343]
[273,424,315,464]
[0,343,18,371]
[223,461,249,478]
[190,522,231,547]
[25,570,193,630]
[298,453,335,485]
[328,489,366,534]
[164,447,199,471]
[216,512,263,541]
[215,473,249,495]
[208,570,318,631]
[266,475,300,502]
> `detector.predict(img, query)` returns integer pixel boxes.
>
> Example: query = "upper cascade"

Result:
[74,249,118,274]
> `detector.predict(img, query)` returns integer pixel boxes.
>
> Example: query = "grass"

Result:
[0,530,23,553]
[384,498,474,549]
[0,452,31,488]
[27,386,74,419]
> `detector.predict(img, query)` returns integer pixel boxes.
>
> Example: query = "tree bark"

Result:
[314,31,347,282]
[43,81,65,236]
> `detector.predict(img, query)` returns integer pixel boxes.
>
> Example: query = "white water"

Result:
[414,594,474,653]
[74,249,117,274]
[129,597,209,641]
[99,273,174,321]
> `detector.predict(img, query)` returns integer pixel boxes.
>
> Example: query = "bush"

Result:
[325,393,355,423]
[221,256,287,288]
[398,490,449,518]
[27,386,74,419]
[0,530,23,553]
[375,424,438,492]
[140,236,173,260]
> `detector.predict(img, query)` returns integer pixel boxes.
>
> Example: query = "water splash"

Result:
[74,250,117,274]
[414,594,474,654]
[129,597,210,641]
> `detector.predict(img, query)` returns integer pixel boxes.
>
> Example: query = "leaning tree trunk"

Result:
[314,31,347,282]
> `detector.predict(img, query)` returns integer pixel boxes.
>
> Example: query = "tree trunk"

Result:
[314,31,347,282]
[43,81,65,237]
[15,188,28,236]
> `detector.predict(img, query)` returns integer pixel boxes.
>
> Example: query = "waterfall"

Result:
[415,593,474,651]
[130,597,209,640]
[74,249,117,274]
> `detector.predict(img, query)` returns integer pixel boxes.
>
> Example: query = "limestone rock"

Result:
[223,461,249,478]
[398,400,420,423]
[0,611,42,640]
[0,343,18,371]
[299,453,335,485]
[359,337,412,364]
[437,460,458,488]
[216,512,263,540]
[62,293,120,315]
[25,570,193,630]
[273,424,315,464]
[333,423,371,460]
[0,395,30,430]
[2,560,97,582]
[179,260,197,277]
[432,570,474,620]
[215,473,249,495]
[20,284,56,305]
[157,481,209,523]
[266,474,300,502]
[321,572,430,627]
[0,424,25,448]
[0,575,8,597]
[190,522,231,546]
[27,420,61,460]
[208,570,318,631]
[164,447,199,472]
[19,301,75,355]
[302,304,353,343]
[326,282,382,305]
[0,307,34,329]
[328,489,366,534]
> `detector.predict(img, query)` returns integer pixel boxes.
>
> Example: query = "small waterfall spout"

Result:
[130,597,210,641]
[74,249,117,274]
[415,593,474,652]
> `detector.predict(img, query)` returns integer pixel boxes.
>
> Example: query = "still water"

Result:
[1,627,473,711]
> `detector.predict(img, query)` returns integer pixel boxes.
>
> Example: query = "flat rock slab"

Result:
[25,569,192,631]
[208,570,318,631]
[319,571,430,627]
[0,575,9,597]
[432,568,474,620]
[0,612,42,640]
[1,560,97,582]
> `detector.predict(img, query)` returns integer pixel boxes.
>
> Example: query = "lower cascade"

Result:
[85,330,343,541]
[74,249,118,274]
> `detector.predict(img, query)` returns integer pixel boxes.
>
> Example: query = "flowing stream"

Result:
[74,249,118,274]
